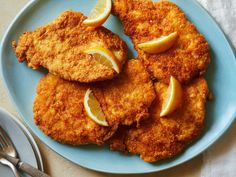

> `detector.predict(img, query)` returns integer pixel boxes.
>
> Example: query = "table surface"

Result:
[1,1,235,177]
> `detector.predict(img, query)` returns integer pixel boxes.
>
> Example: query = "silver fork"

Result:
[0,126,21,177]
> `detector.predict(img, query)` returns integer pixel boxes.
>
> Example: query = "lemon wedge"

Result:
[83,0,112,28]
[160,76,183,117]
[138,32,178,54]
[84,89,108,126]
[85,46,120,73]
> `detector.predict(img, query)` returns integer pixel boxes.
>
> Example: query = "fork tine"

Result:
[0,126,14,147]
[0,137,3,148]
[0,133,8,147]
[0,126,18,157]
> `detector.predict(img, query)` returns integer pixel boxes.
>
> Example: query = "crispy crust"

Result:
[34,60,156,145]
[13,10,128,82]
[109,77,209,162]
[33,74,117,145]
[99,59,156,126]
[112,0,210,83]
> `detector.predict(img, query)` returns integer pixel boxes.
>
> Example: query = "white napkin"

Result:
[197,0,236,47]
[196,0,236,177]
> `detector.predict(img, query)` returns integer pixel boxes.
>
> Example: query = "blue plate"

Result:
[1,0,236,174]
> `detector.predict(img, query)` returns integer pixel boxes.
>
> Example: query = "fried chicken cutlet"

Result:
[34,60,155,145]
[112,0,210,83]
[34,74,116,145]
[99,60,156,126]
[13,10,128,83]
[109,78,209,162]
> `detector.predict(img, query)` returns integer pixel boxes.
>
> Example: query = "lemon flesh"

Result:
[84,89,108,126]
[83,0,112,28]
[160,76,183,117]
[85,46,120,73]
[138,32,178,54]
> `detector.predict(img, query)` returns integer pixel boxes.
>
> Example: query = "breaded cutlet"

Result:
[34,74,117,145]
[109,77,209,162]
[34,60,156,145]
[112,0,210,83]
[13,10,128,83]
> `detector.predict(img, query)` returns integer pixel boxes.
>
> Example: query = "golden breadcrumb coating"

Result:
[13,10,127,82]
[109,78,209,162]
[34,74,117,145]
[112,0,210,83]
[34,60,155,145]
[99,59,156,126]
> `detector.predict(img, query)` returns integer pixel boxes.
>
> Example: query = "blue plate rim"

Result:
[1,0,236,174]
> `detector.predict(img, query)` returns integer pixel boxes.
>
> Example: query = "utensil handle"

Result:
[4,159,21,177]
[18,162,50,177]
[0,151,50,177]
